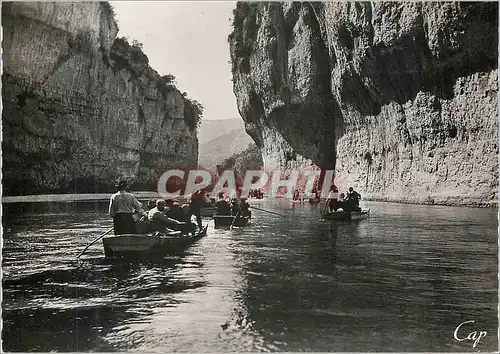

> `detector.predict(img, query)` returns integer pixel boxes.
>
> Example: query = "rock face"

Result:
[229,2,498,206]
[221,143,263,177]
[2,2,200,195]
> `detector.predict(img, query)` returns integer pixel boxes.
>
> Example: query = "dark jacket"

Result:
[215,200,231,215]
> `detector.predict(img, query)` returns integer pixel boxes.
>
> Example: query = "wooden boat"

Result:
[102,225,208,258]
[322,209,370,221]
[213,214,250,228]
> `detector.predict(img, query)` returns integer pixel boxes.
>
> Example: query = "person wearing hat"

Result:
[108,179,147,235]
[148,199,188,233]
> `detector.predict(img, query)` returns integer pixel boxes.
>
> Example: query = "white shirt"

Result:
[109,191,143,216]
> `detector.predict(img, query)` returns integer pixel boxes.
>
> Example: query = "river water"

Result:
[2,199,498,352]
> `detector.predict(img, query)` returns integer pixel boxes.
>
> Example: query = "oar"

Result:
[321,203,327,219]
[320,199,330,218]
[249,206,286,218]
[230,212,241,230]
[77,227,114,258]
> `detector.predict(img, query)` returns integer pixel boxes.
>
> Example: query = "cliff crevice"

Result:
[3,2,200,195]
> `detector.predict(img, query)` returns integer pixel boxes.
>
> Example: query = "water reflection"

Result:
[233,201,497,352]
[2,200,498,352]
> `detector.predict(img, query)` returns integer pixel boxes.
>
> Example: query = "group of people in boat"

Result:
[108,180,205,235]
[292,188,321,202]
[214,192,252,218]
[109,178,360,234]
[326,185,362,213]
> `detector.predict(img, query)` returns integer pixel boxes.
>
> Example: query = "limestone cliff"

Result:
[229,2,498,206]
[2,2,200,195]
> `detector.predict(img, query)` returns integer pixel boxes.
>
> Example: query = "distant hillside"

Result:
[198,118,246,145]
[221,143,263,176]
[199,127,253,169]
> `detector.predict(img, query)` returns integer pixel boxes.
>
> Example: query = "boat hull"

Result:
[102,226,208,258]
[322,209,370,221]
[213,215,250,228]
[200,206,216,217]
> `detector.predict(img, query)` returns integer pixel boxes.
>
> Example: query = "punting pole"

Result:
[249,206,286,218]
[230,213,241,230]
[77,227,114,258]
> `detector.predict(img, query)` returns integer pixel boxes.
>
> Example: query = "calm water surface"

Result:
[2,200,498,352]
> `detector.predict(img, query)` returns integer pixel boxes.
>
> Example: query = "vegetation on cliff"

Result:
[228,2,498,206]
[108,36,203,131]
[2,2,202,195]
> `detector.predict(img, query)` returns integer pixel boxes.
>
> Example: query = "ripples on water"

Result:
[2,200,498,352]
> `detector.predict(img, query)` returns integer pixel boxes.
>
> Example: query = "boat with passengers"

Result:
[321,209,370,221]
[213,214,250,228]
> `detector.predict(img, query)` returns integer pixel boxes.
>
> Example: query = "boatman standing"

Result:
[215,193,231,215]
[108,179,147,235]
[240,198,251,218]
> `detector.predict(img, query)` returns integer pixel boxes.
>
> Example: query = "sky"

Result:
[111,1,240,121]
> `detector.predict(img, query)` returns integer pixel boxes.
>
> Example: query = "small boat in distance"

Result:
[213,215,250,228]
[321,209,370,221]
[292,198,321,204]
[102,225,208,258]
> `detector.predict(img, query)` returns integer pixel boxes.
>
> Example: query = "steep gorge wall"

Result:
[229,2,498,206]
[2,2,199,195]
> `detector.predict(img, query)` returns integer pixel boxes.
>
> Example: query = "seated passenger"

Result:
[337,193,346,211]
[326,185,340,212]
[231,197,242,215]
[241,198,251,218]
[165,199,187,222]
[215,193,231,215]
[146,199,157,211]
[132,202,151,234]
[203,193,213,206]
[148,199,188,233]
